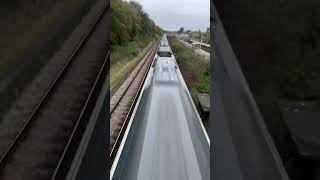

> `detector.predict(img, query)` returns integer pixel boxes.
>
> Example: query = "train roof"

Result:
[158,46,171,52]
[160,41,169,46]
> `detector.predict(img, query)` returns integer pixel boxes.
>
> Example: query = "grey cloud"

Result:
[133,0,209,31]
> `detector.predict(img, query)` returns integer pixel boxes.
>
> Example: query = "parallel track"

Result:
[110,43,157,114]
[0,4,108,180]
[110,41,159,162]
[110,43,154,98]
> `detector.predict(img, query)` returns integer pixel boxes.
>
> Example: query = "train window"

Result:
[157,51,172,57]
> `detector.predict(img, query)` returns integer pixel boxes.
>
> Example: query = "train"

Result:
[110,35,210,180]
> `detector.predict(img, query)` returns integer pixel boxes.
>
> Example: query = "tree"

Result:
[178,27,184,33]
[110,0,162,45]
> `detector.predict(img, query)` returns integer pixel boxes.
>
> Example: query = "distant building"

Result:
[176,33,189,41]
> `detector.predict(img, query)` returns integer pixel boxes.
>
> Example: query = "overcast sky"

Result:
[131,0,210,32]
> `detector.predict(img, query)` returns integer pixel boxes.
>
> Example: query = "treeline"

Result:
[111,0,162,45]
[190,31,210,44]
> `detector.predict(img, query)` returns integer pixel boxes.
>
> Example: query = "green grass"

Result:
[168,36,210,133]
[197,68,210,94]
[169,37,210,94]
[110,40,152,90]
[111,37,151,65]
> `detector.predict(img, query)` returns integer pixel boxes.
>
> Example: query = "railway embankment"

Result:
[168,36,210,133]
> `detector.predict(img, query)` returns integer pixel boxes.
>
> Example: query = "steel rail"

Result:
[110,42,158,114]
[110,41,159,163]
[0,3,108,169]
[52,50,110,180]
[110,35,210,180]
[110,42,155,97]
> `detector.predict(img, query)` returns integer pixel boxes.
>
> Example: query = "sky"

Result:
[129,0,210,32]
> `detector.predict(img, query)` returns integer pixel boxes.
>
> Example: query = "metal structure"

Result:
[212,3,289,180]
[110,35,210,180]
[53,51,109,180]
[0,3,109,180]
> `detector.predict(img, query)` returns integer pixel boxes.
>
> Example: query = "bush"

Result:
[169,36,210,94]
[197,69,210,94]
[110,0,162,46]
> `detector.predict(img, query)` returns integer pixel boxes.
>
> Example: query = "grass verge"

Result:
[168,36,210,133]
[110,39,152,90]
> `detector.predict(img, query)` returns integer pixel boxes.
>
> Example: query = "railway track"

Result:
[110,35,210,180]
[110,42,154,98]
[110,41,159,161]
[0,3,108,180]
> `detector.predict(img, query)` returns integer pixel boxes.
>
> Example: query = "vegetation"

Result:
[190,29,210,44]
[276,2,320,106]
[216,0,320,178]
[110,38,151,65]
[197,69,210,94]
[110,41,152,90]
[178,27,184,33]
[168,36,210,131]
[110,0,161,46]
[169,37,210,94]
[110,0,162,89]
[216,0,320,106]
